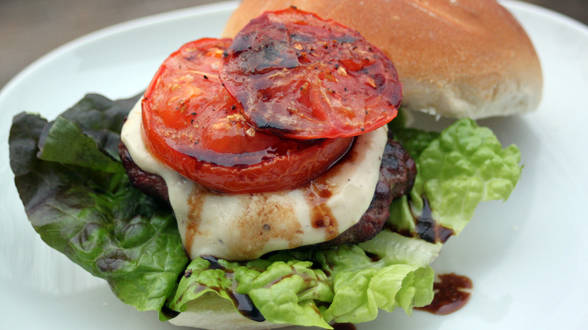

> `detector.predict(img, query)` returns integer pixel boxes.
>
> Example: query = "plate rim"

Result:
[503,0,588,34]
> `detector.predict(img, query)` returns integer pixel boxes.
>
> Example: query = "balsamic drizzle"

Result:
[200,255,265,322]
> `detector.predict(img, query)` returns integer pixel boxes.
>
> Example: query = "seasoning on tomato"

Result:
[141,38,353,193]
[220,7,402,140]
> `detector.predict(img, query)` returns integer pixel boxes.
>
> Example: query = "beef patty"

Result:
[118,134,416,246]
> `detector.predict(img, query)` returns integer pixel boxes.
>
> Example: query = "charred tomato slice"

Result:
[221,8,402,140]
[142,38,353,193]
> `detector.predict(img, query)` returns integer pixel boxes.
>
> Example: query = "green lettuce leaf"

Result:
[389,118,522,241]
[38,116,123,173]
[9,94,188,311]
[170,235,438,328]
[359,231,442,268]
[316,245,434,324]
[58,93,139,160]
[393,128,440,160]
[170,257,334,328]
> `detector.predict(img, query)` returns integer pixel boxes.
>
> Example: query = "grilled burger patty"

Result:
[324,138,416,246]
[118,135,416,247]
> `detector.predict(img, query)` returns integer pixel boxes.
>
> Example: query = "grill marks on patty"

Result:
[118,135,415,247]
[322,139,416,246]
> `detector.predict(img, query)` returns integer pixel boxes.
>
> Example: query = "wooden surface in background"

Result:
[1,0,586,88]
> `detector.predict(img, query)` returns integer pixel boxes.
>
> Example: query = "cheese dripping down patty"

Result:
[121,100,387,260]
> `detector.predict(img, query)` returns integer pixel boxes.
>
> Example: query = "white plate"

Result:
[1,1,587,329]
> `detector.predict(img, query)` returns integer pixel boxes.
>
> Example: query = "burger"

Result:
[8,0,541,329]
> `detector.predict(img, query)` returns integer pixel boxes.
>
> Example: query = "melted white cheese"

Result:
[121,101,387,260]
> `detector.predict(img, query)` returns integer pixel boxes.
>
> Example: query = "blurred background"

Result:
[1,0,586,89]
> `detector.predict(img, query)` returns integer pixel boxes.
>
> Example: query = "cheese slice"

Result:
[121,100,387,260]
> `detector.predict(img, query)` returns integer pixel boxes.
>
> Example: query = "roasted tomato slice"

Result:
[142,38,353,193]
[220,8,402,140]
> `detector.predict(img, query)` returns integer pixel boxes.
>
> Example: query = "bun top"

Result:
[222,0,542,119]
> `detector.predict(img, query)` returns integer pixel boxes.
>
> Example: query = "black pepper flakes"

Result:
[203,74,208,80]
[184,269,193,278]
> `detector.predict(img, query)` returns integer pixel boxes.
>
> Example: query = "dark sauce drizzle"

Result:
[303,137,356,240]
[414,197,454,243]
[201,255,225,270]
[306,180,338,239]
[227,291,265,322]
[416,273,473,315]
[365,251,382,262]
[160,305,180,319]
[395,196,455,243]
[200,255,266,322]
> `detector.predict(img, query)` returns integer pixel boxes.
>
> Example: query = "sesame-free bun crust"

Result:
[223,0,542,119]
